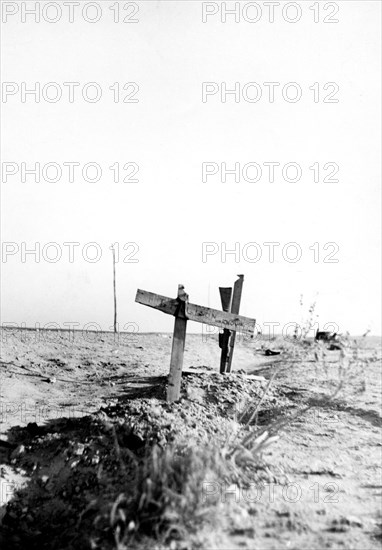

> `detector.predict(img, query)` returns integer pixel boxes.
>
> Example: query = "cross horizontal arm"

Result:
[135,289,178,316]
[135,289,255,334]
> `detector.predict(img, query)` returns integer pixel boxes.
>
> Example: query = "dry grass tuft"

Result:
[109,442,231,549]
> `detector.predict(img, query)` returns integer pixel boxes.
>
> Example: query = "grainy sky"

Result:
[1,1,381,335]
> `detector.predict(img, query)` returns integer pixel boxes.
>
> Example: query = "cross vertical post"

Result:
[166,284,188,402]
[219,287,232,374]
[226,274,244,373]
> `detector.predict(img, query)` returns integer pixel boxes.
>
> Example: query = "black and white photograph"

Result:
[0,1,381,548]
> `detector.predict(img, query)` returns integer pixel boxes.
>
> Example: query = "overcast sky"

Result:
[1,1,381,335]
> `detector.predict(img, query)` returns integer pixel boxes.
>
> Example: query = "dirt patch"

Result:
[1,329,381,549]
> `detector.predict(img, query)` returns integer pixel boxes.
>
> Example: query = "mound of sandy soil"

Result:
[1,329,381,549]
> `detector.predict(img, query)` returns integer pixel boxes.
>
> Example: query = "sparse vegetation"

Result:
[1,329,381,550]
[108,443,227,549]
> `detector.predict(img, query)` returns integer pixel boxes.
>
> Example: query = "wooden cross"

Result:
[227,274,244,373]
[219,274,245,373]
[218,286,232,373]
[135,284,256,402]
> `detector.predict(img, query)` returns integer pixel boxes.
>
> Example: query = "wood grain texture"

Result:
[135,289,255,334]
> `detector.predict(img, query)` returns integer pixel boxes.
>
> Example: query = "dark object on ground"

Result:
[315,330,338,342]
[328,343,342,351]
[264,349,281,356]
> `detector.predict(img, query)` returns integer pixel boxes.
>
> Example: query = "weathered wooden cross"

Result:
[135,283,256,402]
[219,274,245,374]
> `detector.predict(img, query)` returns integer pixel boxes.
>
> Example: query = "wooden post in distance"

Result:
[111,244,117,333]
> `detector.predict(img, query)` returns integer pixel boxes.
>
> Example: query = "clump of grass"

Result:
[99,368,297,549]
[223,429,279,485]
[221,371,280,484]
[106,407,281,549]
[109,442,231,549]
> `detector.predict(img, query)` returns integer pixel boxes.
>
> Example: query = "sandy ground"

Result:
[0,328,381,549]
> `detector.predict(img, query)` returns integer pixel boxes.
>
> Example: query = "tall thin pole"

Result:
[111,245,117,333]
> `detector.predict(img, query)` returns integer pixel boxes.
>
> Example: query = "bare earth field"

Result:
[0,328,381,549]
